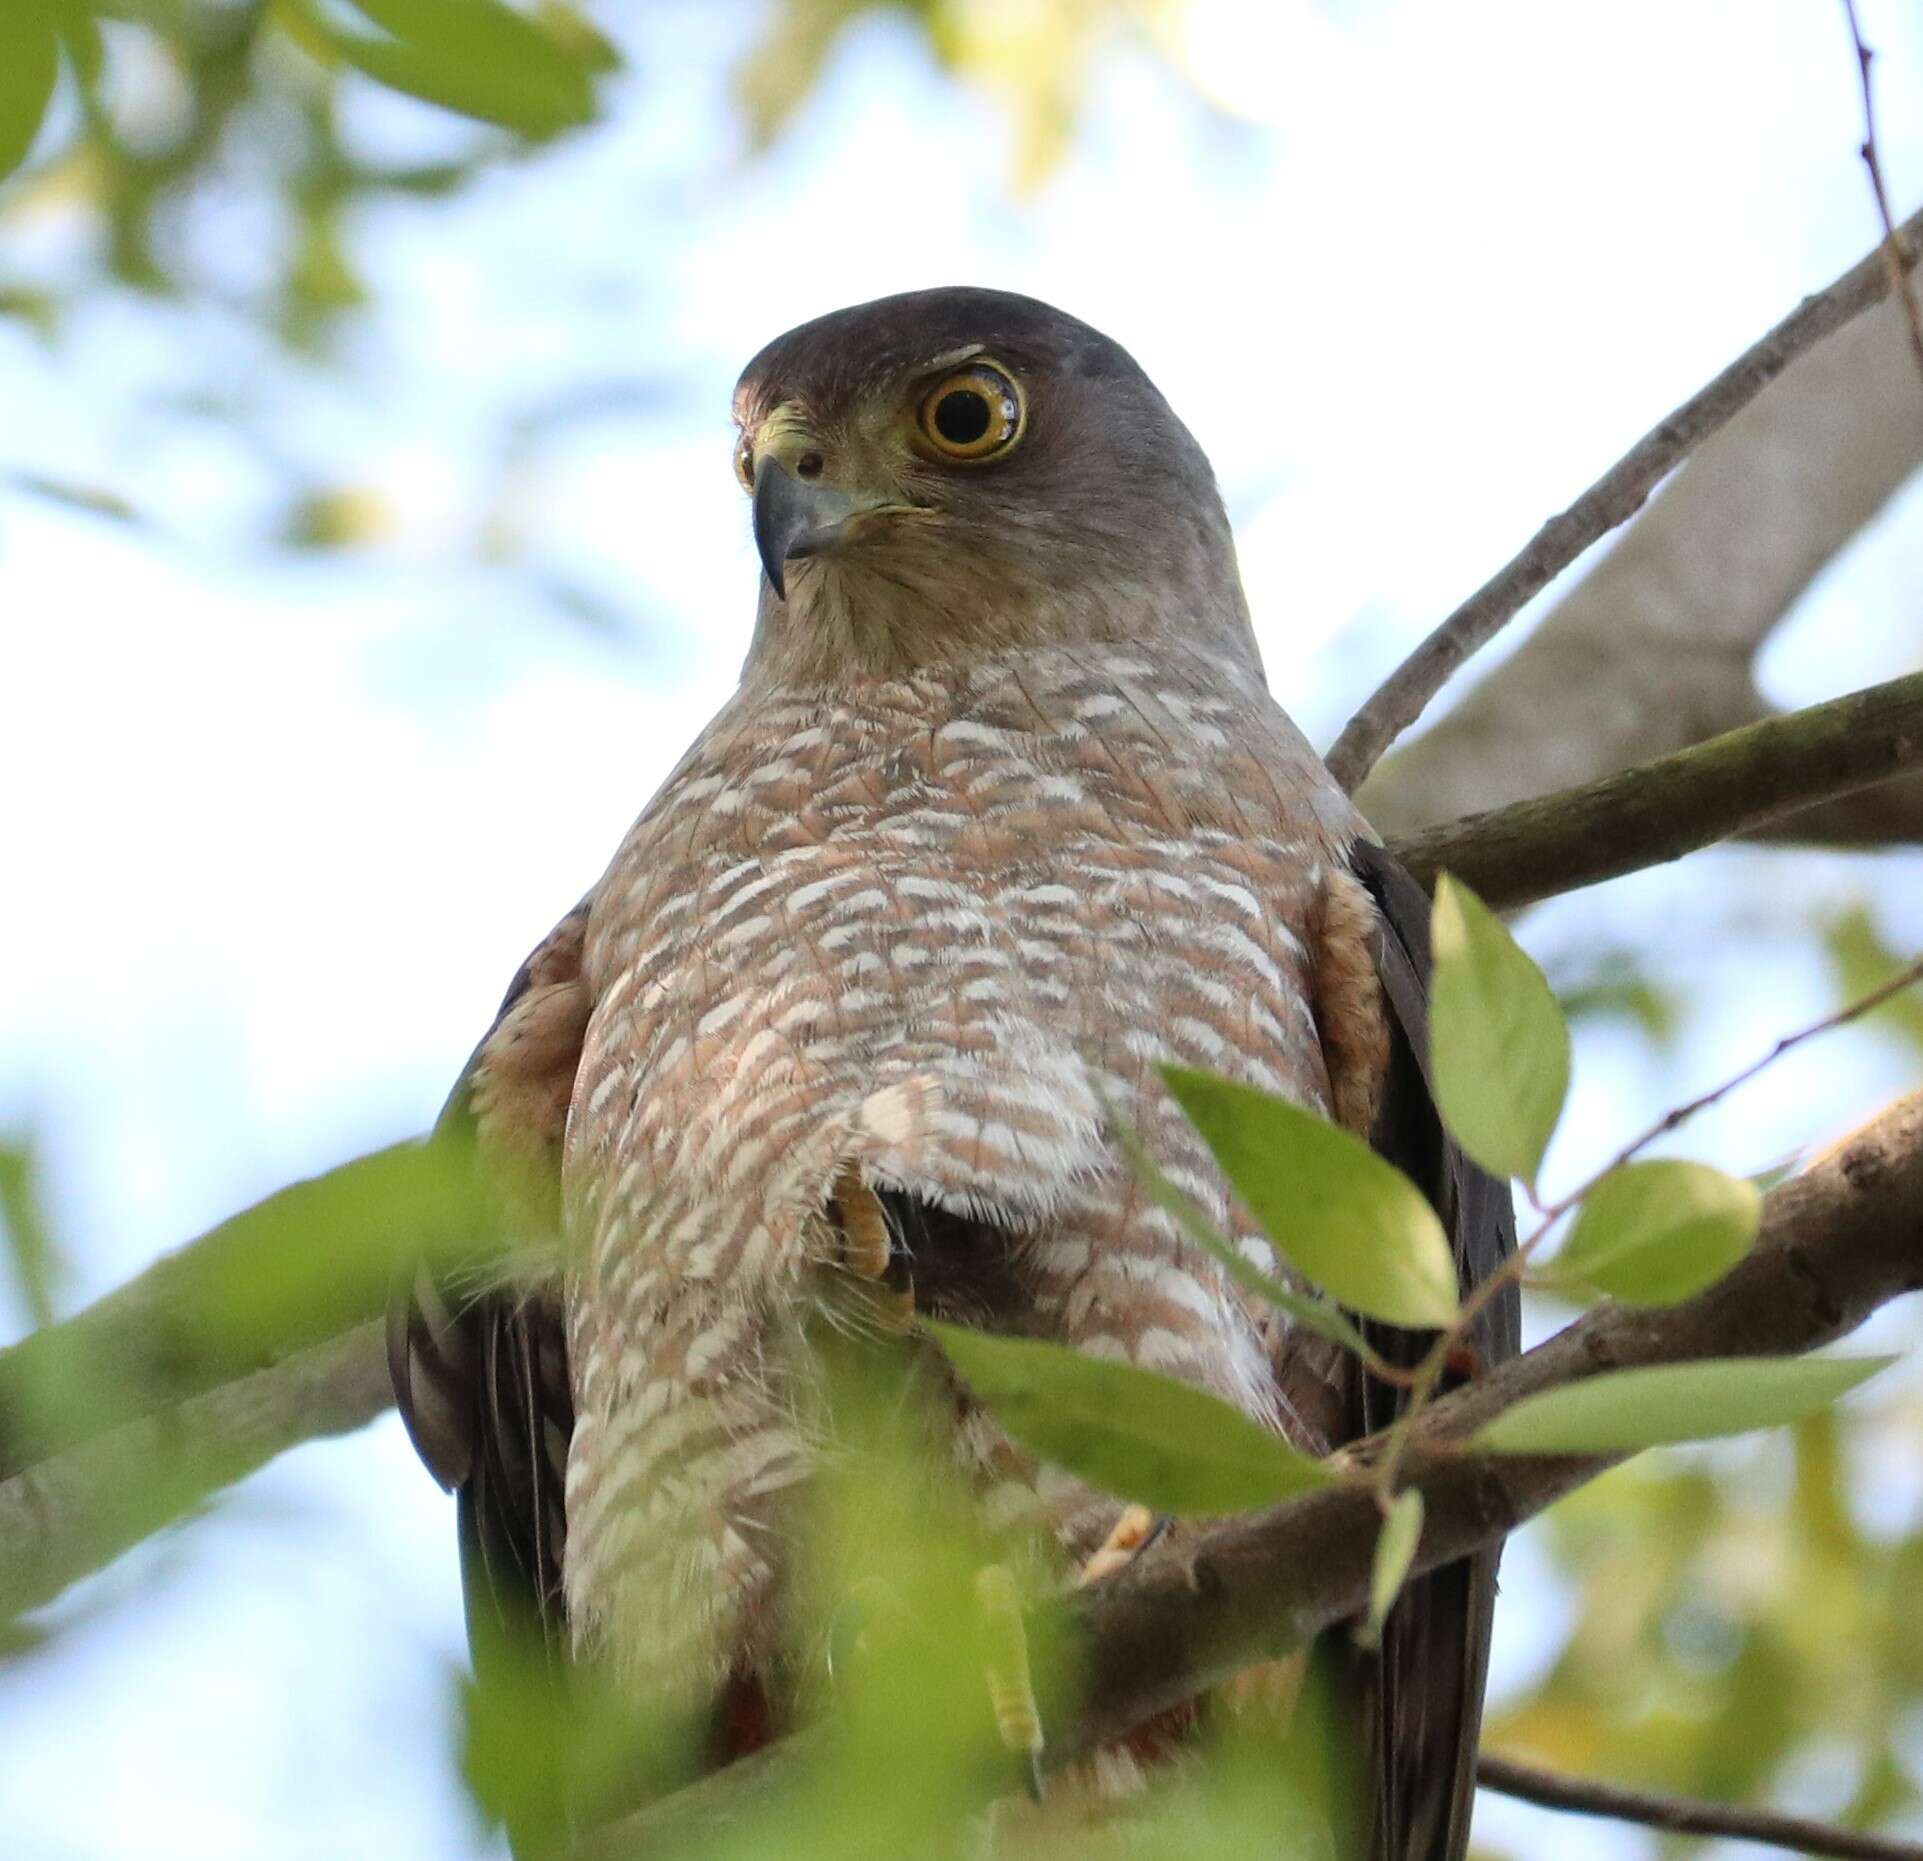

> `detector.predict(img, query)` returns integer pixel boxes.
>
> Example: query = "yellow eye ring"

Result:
[915,364,1024,461]
[733,431,756,490]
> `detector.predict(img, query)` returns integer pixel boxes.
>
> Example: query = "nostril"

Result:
[796,451,825,480]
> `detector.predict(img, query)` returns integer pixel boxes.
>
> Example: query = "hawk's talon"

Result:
[1076,1504,1169,1587]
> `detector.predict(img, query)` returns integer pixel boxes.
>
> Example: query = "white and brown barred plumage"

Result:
[390,288,1517,1859]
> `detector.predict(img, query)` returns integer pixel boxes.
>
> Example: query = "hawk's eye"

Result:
[915,364,1023,462]
[733,432,755,491]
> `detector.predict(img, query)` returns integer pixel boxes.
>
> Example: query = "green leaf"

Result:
[48,0,101,92]
[1430,874,1570,1188]
[1362,1490,1424,1648]
[0,1137,62,1330]
[926,1321,1333,1517]
[1473,1356,1894,1455]
[1827,904,1923,1058]
[1162,1068,1460,1329]
[1542,1160,1759,1305]
[1107,1115,1379,1366]
[289,0,606,138]
[0,0,59,183]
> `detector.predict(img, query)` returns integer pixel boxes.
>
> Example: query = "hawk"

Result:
[390,287,1516,1858]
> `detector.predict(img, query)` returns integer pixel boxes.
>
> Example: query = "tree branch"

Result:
[1330,208,1923,798]
[0,1321,389,1619]
[586,1091,1923,1856]
[1391,669,1923,906]
[1355,284,1923,844]
[1478,1752,1923,1860]
[0,1139,489,1485]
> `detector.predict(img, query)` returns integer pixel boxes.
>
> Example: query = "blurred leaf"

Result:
[531,0,619,73]
[1827,904,1923,1057]
[7,470,141,523]
[283,204,368,339]
[1361,1490,1423,1649]
[1746,1152,1804,1195]
[1163,1067,1460,1329]
[1474,1356,1894,1455]
[1430,874,1570,1189]
[0,1134,507,1478]
[733,0,869,149]
[0,286,61,339]
[1557,959,1680,1044]
[1540,1160,1759,1305]
[459,1638,657,1851]
[0,0,59,182]
[50,0,101,91]
[0,1138,63,1330]
[278,484,391,549]
[285,0,607,138]
[927,1320,1333,1516]
[1108,1114,1378,1366]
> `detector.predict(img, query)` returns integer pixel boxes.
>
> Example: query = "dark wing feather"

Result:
[388,902,589,1678]
[1345,838,1520,1861]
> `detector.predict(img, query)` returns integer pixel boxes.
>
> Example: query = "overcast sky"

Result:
[3,2,1921,1855]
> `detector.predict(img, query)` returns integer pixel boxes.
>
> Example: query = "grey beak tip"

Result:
[751,459,792,601]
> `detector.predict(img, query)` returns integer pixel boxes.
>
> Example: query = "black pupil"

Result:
[934,387,995,447]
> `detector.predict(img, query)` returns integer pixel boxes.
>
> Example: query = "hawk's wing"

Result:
[388,901,590,1685]
[1344,838,1520,1861]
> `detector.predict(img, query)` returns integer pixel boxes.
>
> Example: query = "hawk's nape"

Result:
[389,286,1516,1860]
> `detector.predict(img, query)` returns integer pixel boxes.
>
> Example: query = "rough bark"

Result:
[1393,669,1923,906]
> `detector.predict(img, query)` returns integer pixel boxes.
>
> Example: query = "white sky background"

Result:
[1,0,1921,1854]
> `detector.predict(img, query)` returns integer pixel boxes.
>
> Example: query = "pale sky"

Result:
[3,2,1921,1855]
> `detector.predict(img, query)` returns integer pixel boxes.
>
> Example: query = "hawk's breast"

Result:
[559,643,1357,1694]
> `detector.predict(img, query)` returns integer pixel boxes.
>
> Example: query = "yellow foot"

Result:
[976,1564,1046,1802]
[1076,1504,1165,1587]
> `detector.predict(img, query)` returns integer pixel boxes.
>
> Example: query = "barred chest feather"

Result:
[559,639,1364,1700]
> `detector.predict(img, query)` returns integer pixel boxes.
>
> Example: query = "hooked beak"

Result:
[751,457,863,601]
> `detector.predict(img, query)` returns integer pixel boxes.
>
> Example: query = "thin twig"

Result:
[1841,0,1923,387]
[1577,950,1923,1193]
[1445,945,1923,1334]
[1389,669,1923,908]
[1479,1752,1923,1860]
[1324,207,1923,794]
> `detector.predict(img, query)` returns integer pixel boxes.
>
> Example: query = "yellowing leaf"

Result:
[926,1321,1333,1517]
[1162,1068,1460,1329]
[1473,1356,1893,1455]
[1430,875,1570,1189]
[1543,1160,1759,1305]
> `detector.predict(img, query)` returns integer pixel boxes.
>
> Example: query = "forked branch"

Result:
[1325,207,1923,794]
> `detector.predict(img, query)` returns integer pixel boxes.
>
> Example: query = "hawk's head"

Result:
[732,288,1255,681]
